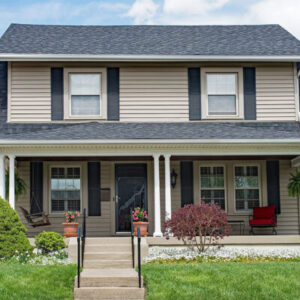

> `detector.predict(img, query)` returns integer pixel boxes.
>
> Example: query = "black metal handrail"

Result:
[77,226,81,288]
[137,227,142,288]
[130,208,135,268]
[81,208,86,267]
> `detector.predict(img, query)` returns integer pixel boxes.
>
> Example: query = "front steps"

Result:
[74,237,145,300]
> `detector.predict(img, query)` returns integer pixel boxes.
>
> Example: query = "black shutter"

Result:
[180,161,194,207]
[0,62,7,123]
[188,68,201,120]
[266,160,281,214]
[107,68,119,120]
[51,67,64,120]
[88,162,101,216]
[243,67,256,120]
[30,162,43,214]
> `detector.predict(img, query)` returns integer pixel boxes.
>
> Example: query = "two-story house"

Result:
[1,24,300,237]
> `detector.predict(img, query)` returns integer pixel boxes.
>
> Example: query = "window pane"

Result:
[236,189,259,210]
[71,95,100,116]
[201,190,225,209]
[208,95,236,115]
[70,74,100,95]
[200,167,224,188]
[207,74,236,95]
[235,166,259,188]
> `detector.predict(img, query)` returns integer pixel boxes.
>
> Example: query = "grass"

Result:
[142,262,300,300]
[0,264,77,300]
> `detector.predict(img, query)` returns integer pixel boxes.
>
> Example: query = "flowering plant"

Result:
[64,211,80,223]
[131,207,148,222]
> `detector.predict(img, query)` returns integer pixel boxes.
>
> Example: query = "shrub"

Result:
[0,197,33,258]
[35,231,66,254]
[163,204,231,252]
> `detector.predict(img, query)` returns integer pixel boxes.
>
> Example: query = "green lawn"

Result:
[0,264,77,300]
[142,262,300,300]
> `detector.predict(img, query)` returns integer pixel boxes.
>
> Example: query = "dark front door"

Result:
[115,164,147,232]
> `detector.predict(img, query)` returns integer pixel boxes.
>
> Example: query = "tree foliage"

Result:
[0,197,33,258]
[163,204,231,252]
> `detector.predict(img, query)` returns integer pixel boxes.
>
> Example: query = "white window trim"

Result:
[233,164,262,214]
[64,68,107,120]
[199,163,227,211]
[201,67,244,120]
[49,165,83,214]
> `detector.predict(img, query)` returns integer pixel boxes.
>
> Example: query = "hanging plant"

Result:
[288,171,300,234]
[5,170,27,201]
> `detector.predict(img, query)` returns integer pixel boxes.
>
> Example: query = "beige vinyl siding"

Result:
[276,160,298,234]
[256,64,297,121]
[9,64,51,122]
[119,68,189,121]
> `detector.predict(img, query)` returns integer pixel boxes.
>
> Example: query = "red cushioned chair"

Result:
[249,205,277,235]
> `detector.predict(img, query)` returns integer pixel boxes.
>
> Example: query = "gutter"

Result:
[1,138,300,145]
[1,54,300,62]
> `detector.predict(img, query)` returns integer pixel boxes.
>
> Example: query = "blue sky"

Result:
[1,0,300,39]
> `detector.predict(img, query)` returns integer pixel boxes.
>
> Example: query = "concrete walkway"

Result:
[74,237,145,300]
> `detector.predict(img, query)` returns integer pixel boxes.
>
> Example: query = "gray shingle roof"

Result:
[0,122,300,141]
[1,24,300,56]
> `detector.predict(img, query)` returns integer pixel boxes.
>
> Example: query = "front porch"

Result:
[0,141,299,238]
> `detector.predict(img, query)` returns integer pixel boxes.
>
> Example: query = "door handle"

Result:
[114,196,119,204]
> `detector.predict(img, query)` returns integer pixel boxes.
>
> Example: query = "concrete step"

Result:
[85,244,132,252]
[85,252,132,260]
[84,259,132,269]
[85,237,131,245]
[75,269,141,287]
[74,287,145,300]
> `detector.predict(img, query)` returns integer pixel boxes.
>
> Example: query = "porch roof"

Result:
[1,121,300,142]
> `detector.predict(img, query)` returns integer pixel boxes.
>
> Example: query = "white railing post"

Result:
[0,155,6,200]
[153,154,162,237]
[164,154,171,221]
[8,155,15,209]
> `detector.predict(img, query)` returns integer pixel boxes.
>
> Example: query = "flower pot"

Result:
[62,222,79,237]
[133,221,149,237]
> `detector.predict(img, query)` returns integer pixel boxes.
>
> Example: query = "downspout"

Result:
[296,62,300,122]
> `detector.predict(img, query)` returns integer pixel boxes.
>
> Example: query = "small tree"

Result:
[163,204,231,253]
[0,197,33,258]
[288,171,300,234]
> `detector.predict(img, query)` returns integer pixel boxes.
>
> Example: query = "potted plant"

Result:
[62,211,80,237]
[132,207,149,237]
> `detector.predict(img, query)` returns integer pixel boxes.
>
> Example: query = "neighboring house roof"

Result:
[1,24,300,58]
[0,122,300,142]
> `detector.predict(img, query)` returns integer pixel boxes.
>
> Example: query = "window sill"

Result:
[65,115,107,120]
[203,115,244,120]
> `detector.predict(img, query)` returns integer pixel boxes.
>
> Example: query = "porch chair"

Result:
[249,205,277,235]
[19,206,51,227]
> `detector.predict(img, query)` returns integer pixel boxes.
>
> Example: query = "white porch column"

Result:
[153,154,162,237]
[164,154,171,221]
[8,155,15,209]
[0,155,6,200]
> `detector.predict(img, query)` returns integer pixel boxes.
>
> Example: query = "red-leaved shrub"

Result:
[163,204,231,252]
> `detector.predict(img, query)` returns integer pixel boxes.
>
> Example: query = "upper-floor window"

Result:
[201,68,244,120]
[64,68,107,120]
[70,74,101,116]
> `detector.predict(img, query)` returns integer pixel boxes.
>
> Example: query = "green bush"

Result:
[0,197,33,258]
[35,231,66,254]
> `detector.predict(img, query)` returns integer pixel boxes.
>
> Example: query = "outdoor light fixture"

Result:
[171,169,178,188]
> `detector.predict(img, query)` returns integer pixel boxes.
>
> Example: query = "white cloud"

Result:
[163,0,230,15]
[126,0,300,39]
[126,0,159,24]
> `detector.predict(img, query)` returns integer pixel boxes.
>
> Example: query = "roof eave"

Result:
[1,54,300,62]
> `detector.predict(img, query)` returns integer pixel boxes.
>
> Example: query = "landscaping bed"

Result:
[142,262,300,300]
[0,264,77,300]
